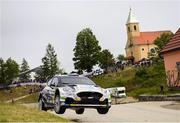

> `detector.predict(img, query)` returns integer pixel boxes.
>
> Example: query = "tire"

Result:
[38,98,47,111]
[97,108,109,114]
[54,95,66,114]
[75,108,84,114]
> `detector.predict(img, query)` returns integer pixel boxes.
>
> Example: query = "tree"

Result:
[117,54,125,61]
[154,33,173,51]
[34,67,45,82]
[148,33,173,62]
[0,58,5,83]
[99,49,114,71]
[4,58,19,83]
[73,28,101,72]
[19,58,31,82]
[41,43,62,81]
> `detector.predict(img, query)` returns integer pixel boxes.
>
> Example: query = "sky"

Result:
[0,0,180,73]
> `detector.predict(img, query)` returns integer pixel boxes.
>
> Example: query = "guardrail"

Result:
[0,82,46,89]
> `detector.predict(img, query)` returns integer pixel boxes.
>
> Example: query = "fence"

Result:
[166,70,180,87]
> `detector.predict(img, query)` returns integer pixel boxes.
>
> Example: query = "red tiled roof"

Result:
[161,28,180,53]
[132,31,171,45]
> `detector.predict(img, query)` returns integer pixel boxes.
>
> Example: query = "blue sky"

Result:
[1,0,180,72]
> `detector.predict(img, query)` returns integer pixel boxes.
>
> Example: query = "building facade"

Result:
[125,8,171,62]
[161,28,180,88]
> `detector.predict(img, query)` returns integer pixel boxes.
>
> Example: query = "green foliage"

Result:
[35,43,62,81]
[117,54,125,61]
[19,58,31,82]
[73,28,101,72]
[99,49,114,70]
[92,68,136,88]
[5,58,19,83]
[127,62,168,97]
[0,58,19,83]
[0,58,6,83]
[34,69,44,82]
[154,32,173,50]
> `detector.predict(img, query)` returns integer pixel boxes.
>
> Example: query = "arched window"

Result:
[150,48,156,54]
[134,25,137,31]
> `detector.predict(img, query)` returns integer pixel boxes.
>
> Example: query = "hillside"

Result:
[92,62,180,97]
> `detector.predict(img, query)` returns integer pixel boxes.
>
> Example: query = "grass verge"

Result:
[0,103,68,122]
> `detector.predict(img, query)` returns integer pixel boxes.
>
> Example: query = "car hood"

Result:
[71,84,104,94]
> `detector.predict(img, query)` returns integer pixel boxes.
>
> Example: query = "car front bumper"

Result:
[60,97,111,108]
[61,103,111,108]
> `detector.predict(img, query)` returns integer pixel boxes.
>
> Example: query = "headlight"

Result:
[74,97,81,101]
[63,86,75,96]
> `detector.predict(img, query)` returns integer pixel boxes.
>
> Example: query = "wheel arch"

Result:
[38,93,42,102]
[55,89,60,97]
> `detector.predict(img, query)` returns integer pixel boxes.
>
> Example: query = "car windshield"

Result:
[61,76,96,85]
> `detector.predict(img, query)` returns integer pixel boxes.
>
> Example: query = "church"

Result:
[125,8,171,62]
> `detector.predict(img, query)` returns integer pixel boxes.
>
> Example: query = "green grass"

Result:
[92,67,136,88]
[0,85,41,102]
[0,103,68,122]
[15,92,39,103]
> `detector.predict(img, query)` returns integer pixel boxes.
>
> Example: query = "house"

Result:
[161,28,180,88]
[125,8,171,62]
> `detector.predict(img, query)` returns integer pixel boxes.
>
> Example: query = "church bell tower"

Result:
[126,8,140,39]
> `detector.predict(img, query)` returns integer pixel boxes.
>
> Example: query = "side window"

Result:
[47,79,52,86]
[51,77,57,86]
[52,77,59,87]
[134,25,136,31]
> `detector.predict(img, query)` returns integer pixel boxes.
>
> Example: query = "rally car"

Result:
[38,75,111,114]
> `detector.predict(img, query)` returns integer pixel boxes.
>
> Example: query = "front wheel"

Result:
[97,108,109,114]
[75,108,84,114]
[54,95,66,114]
[38,98,47,111]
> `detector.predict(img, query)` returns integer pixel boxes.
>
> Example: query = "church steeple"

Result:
[126,8,140,38]
[126,8,139,24]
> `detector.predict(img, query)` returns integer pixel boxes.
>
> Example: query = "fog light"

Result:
[75,97,81,101]
[99,97,105,101]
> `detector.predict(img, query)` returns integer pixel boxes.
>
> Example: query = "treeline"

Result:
[0,58,30,83]
[0,43,62,83]
[0,58,19,83]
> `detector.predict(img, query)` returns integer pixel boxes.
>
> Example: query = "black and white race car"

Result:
[38,75,111,114]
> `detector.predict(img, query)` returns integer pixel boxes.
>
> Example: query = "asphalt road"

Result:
[50,101,180,122]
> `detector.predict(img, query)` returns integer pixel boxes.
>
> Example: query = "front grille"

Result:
[77,92,103,99]
[77,92,103,104]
